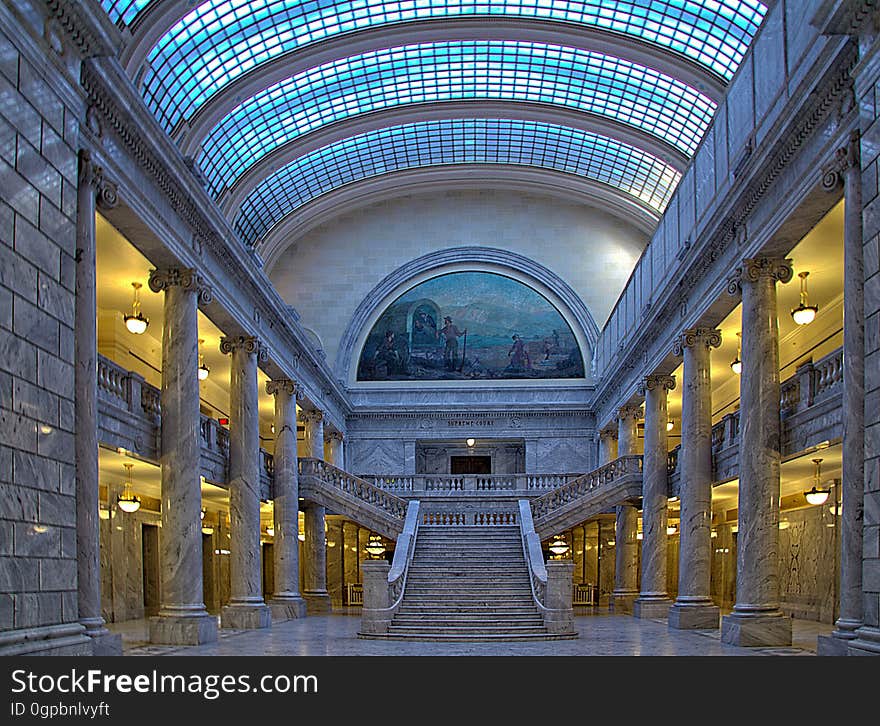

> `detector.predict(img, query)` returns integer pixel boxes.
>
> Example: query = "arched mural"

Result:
[357,272,585,381]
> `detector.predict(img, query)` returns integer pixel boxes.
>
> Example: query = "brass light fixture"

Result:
[123,282,149,334]
[730,332,742,375]
[666,419,674,432]
[791,271,818,325]
[365,533,386,559]
[666,524,678,535]
[117,462,141,513]
[266,525,275,537]
[197,338,210,381]
[548,533,570,559]
[804,458,831,505]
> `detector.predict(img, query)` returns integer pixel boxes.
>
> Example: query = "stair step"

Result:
[359,632,578,642]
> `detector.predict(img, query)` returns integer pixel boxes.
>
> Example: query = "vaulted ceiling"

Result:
[103,1,768,253]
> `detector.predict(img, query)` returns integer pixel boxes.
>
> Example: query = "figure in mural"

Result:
[438,316,467,371]
[507,334,531,372]
[356,271,585,381]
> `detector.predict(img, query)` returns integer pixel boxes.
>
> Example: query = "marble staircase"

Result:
[381,526,575,641]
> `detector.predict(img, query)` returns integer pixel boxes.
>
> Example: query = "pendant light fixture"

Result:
[197,338,210,381]
[666,419,674,432]
[123,282,149,334]
[730,331,742,375]
[791,271,818,325]
[365,533,386,559]
[117,462,141,513]
[804,458,831,505]
[548,533,570,559]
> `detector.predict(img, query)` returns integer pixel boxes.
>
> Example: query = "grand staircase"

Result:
[379,525,573,641]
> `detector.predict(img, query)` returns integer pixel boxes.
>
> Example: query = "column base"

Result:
[150,614,218,645]
[0,623,93,657]
[847,626,880,655]
[87,630,123,656]
[268,596,307,621]
[721,611,792,647]
[610,591,638,614]
[303,591,332,613]
[668,602,720,630]
[221,603,272,630]
[817,634,852,656]
[633,597,673,619]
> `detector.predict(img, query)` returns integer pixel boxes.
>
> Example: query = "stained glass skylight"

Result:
[101,1,150,28]
[138,1,765,135]
[233,119,682,248]
[198,41,713,198]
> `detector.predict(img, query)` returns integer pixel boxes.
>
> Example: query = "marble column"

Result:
[721,258,793,646]
[220,336,271,629]
[303,409,325,461]
[598,429,618,465]
[634,374,676,619]
[327,431,345,469]
[266,379,307,621]
[668,327,722,630]
[148,268,218,645]
[611,404,641,612]
[74,151,122,655]
[303,503,331,612]
[820,135,866,655]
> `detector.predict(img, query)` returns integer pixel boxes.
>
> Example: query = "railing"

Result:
[530,455,643,521]
[519,500,547,608]
[573,583,599,606]
[345,583,364,606]
[420,510,518,526]
[298,458,409,521]
[387,501,420,611]
[361,472,581,495]
[97,354,160,418]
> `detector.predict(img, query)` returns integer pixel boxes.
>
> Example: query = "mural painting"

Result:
[357,272,585,381]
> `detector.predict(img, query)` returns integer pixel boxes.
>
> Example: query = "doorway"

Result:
[450,456,491,474]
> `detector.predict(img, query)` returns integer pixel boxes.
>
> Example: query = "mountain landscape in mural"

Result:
[357,271,584,381]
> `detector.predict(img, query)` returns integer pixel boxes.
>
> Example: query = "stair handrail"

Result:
[387,500,421,610]
[518,499,548,608]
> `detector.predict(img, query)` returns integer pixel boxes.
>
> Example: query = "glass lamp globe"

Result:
[804,487,830,506]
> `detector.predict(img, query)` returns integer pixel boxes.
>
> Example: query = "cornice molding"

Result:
[44,0,120,59]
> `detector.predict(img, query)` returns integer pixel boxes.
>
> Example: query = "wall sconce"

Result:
[791,271,818,325]
[365,533,386,559]
[200,508,206,520]
[730,332,742,374]
[804,458,831,505]
[266,526,275,537]
[123,282,149,334]
[666,524,678,535]
[197,339,210,380]
[117,462,141,513]
[548,533,570,559]
[666,419,674,432]
[466,438,475,448]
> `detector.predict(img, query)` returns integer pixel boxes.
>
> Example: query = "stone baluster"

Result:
[668,327,722,630]
[220,336,271,629]
[819,135,867,655]
[266,379,307,621]
[148,268,218,645]
[74,151,122,655]
[721,258,793,646]
[634,374,676,619]
[611,404,641,613]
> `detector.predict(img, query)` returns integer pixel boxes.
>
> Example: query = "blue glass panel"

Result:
[234,119,681,247]
[198,41,712,196]
[142,1,765,133]
[101,0,151,27]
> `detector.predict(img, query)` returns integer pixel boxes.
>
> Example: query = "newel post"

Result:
[360,560,392,634]
[544,561,575,634]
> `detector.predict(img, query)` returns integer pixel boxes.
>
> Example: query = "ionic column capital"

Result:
[301,409,324,424]
[822,130,861,192]
[618,404,642,422]
[726,257,793,296]
[78,149,117,209]
[148,267,213,305]
[266,378,301,398]
[672,327,722,356]
[599,427,618,440]
[326,431,344,443]
[639,374,676,396]
[219,335,269,362]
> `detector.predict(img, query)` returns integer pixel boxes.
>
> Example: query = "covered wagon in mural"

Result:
[357,271,584,381]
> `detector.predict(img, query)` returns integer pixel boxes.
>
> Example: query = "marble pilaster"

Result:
[266,379,307,621]
[634,374,676,619]
[303,503,331,612]
[148,268,218,645]
[669,328,721,630]
[722,258,793,646]
[598,429,618,465]
[820,135,866,655]
[220,336,271,630]
[617,404,641,456]
[327,431,345,469]
[74,150,122,655]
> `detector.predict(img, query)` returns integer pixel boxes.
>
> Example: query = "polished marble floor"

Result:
[109,609,832,656]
